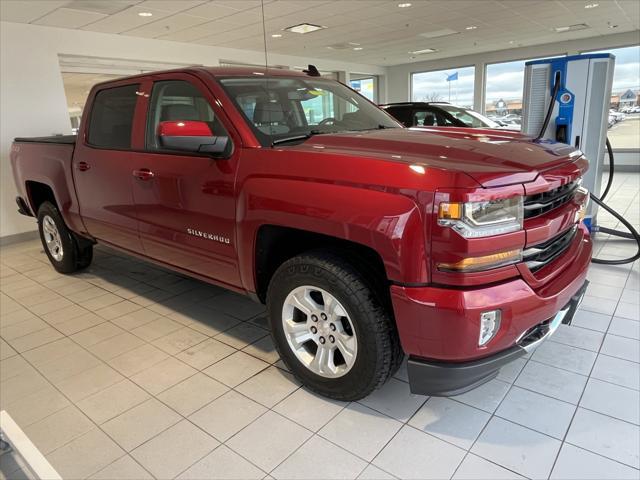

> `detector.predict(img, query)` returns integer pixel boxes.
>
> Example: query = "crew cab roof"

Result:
[380,102,451,107]
[90,66,312,89]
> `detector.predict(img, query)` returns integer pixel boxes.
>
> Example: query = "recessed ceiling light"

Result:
[138,11,153,17]
[409,48,437,55]
[419,28,459,39]
[398,3,412,7]
[553,23,590,32]
[465,25,477,30]
[285,23,326,34]
[353,47,363,51]
[271,33,282,38]
[584,3,599,8]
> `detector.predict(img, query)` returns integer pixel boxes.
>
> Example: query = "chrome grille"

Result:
[523,180,579,219]
[523,226,577,272]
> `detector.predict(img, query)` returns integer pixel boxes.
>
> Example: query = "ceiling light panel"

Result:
[135,1,205,13]
[64,1,140,15]
[419,28,460,39]
[79,6,171,33]
[285,23,326,34]
[125,13,210,38]
[33,8,108,28]
[0,0,68,23]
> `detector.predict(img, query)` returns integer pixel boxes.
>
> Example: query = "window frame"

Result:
[85,83,141,151]
[140,74,237,159]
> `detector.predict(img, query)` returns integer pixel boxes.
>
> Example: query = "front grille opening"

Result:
[524,180,579,219]
[523,225,577,272]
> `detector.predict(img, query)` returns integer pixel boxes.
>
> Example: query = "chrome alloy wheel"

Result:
[42,215,63,261]
[282,285,357,378]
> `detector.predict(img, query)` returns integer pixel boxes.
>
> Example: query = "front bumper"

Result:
[406,280,588,396]
[391,224,592,396]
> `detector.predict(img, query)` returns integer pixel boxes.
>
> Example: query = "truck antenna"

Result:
[303,65,321,77]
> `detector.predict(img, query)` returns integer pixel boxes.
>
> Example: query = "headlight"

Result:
[438,197,523,238]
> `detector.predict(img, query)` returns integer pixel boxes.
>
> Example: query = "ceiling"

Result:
[1,0,638,66]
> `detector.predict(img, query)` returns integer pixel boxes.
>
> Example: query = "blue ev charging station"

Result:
[521,54,615,229]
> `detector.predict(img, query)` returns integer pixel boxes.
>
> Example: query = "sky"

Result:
[410,45,640,111]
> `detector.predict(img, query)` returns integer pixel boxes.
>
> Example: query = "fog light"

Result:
[479,310,501,346]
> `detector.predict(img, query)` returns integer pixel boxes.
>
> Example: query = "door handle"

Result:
[77,161,90,172]
[133,168,154,180]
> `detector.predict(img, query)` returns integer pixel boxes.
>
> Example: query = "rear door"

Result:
[129,73,242,288]
[73,82,144,252]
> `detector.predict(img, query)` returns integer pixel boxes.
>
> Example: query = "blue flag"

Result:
[446,72,458,81]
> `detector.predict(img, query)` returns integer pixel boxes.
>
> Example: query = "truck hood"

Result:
[296,127,582,187]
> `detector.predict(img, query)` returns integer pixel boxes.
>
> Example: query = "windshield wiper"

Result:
[271,130,325,147]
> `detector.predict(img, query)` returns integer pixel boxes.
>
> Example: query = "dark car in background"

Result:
[380,102,519,130]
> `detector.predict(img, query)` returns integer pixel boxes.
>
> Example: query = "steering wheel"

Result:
[318,117,336,126]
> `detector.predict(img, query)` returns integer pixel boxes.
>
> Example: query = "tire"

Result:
[37,201,93,273]
[267,250,402,401]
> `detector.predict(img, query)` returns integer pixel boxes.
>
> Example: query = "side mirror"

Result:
[157,121,229,155]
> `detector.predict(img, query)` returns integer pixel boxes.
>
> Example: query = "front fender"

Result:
[236,176,429,292]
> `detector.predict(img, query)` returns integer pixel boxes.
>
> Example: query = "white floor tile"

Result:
[496,386,576,439]
[591,354,640,390]
[515,361,588,404]
[272,435,367,480]
[227,411,312,472]
[319,403,403,462]
[273,387,346,432]
[580,378,640,424]
[551,443,640,479]
[373,425,465,479]
[358,377,427,422]
[453,454,526,479]
[177,445,265,480]
[409,397,490,450]
[566,408,640,468]
[451,378,510,413]
[531,340,597,375]
[472,417,562,479]
[601,334,640,363]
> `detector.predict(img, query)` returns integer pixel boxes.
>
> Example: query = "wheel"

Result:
[267,251,402,401]
[37,202,93,273]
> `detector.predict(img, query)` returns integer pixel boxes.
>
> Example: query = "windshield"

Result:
[218,76,401,146]
[436,104,500,128]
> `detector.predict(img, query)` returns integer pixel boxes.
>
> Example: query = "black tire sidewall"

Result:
[268,255,393,400]
[37,202,78,273]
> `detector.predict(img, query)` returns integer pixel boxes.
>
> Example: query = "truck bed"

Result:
[14,135,76,145]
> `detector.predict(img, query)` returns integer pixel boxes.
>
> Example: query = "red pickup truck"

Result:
[11,67,591,400]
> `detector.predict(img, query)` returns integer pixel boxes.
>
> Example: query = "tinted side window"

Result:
[146,80,228,151]
[88,84,139,149]
[386,107,413,127]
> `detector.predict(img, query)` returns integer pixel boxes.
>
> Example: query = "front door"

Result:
[130,75,242,288]
[73,82,143,252]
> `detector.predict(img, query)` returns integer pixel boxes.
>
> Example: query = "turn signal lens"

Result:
[438,202,462,220]
[437,249,522,272]
[438,197,523,238]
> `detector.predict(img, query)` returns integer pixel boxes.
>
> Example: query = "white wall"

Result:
[0,21,386,238]
[386,31,640,107]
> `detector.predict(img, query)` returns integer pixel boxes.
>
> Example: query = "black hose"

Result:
[536,71,561,141]
[600,137,615,202]
[597,226,634,240]
[590,192,640,264]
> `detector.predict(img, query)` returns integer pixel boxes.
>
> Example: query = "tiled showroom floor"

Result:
[1,173,639,480]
